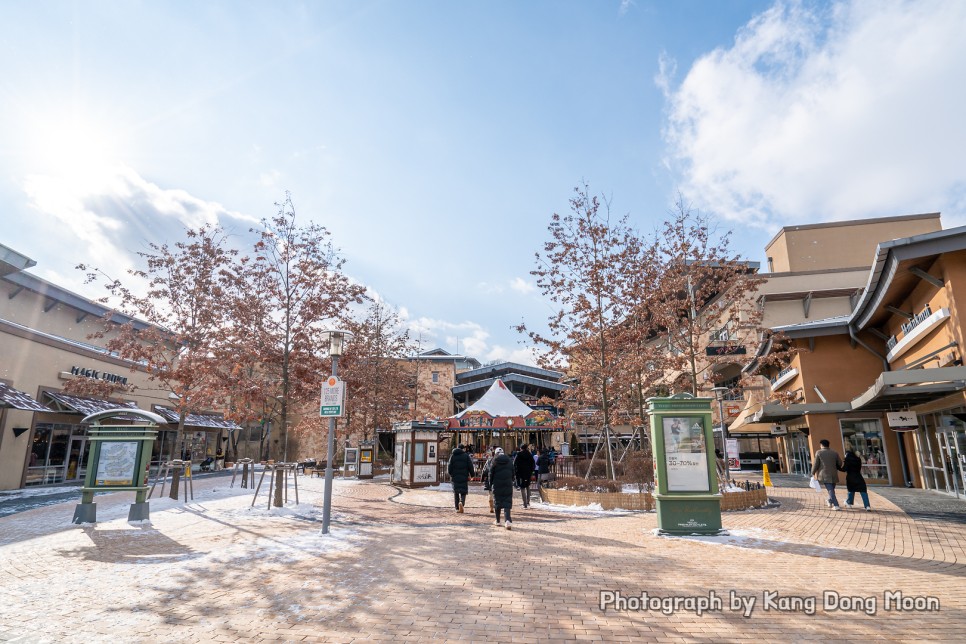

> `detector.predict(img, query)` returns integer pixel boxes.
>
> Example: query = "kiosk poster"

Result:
[94,441,139,487]
[662,416,710,492]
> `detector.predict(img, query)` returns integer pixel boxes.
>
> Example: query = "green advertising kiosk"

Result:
[72,409,166,524]
[647,393,724,536]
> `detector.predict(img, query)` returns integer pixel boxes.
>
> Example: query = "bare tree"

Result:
[77,224,240,499]
[238,194,367,507]
[654,197,766,397]
[517,183,644,479]
[340,301,416,444]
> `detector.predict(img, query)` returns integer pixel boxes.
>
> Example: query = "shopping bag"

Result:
[809,476,821,491]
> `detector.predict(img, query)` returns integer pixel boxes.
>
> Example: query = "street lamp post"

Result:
[322,330,351,535]
[712,387,731,486]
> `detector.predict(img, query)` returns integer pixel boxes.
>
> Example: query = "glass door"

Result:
[784,431,811,477]
[938,430,966,498]
[916,418,950,494]
[65,437,89,481]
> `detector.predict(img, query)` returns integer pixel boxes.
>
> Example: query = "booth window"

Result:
[414,441,427,463]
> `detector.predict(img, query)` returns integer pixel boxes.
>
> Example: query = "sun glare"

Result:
[27,113,121,186]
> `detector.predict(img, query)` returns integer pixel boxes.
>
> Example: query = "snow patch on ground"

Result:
[423,482,453,491]
[534,500,636,516]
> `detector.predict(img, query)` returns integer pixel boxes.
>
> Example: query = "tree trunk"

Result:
[168,417,185,500]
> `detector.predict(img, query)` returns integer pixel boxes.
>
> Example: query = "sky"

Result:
[1,0,964,366]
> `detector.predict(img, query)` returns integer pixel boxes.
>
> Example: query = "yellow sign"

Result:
[762,464,772,487]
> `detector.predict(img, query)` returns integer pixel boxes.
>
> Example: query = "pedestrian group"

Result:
[811,439,872,511]
[447,443,556,530]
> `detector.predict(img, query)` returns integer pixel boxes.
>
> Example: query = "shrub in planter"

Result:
[575,459,611,479]
[620,452,654,492]
[552,476,622,493]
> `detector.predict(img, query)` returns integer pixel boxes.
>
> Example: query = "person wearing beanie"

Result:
[489,447,515,529]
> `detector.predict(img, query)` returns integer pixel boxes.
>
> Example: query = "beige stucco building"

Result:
[728,213,966,498]
[0,244,236,490]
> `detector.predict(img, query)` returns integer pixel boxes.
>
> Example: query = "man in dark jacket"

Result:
[447,445,474,513]
[812,439,844,510]
[514,444,535,508]
[537,449,552,487]
[489,448,514,529]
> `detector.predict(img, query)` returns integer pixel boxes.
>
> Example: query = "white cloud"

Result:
[20,164,260,299]
[662,0,966,229]
[475,281,505,295]
[509,277,536,295]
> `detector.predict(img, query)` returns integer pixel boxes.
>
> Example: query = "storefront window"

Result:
[840,419,889,483]
[27,423,82,486]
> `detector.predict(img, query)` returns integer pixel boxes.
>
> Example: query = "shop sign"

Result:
[705,345,747,356]
[70,366,128,386]
[887,411,918,431]
[770,424,788,436]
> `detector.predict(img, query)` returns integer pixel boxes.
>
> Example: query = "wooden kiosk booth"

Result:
[391,420,449,488]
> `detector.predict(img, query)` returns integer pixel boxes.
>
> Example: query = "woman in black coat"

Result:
[447,446,474,513]
[840,450,871,511]
[489,448,515,529]
[514,445,535,508]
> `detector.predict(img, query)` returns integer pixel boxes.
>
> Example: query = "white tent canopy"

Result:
[452,379,533,419]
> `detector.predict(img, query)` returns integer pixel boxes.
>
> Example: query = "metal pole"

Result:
[322,353,339,534]
[717,395,731,485]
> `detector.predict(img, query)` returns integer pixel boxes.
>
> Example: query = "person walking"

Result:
[537,448,552,488]
[447,445,474,513]
[812,439,844,510]
[841,450,872,511]
[514,443,535,508]
[490,447,515,529]
[481,447,496,513]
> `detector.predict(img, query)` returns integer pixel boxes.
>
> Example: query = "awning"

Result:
[751,401,851,423]
[152,405,241,430]
[43,391,141,417]
[850,366,966,411]
[727,422,780,435]
[0,382,50,412]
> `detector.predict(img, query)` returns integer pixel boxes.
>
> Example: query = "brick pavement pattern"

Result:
[1,475,965,642]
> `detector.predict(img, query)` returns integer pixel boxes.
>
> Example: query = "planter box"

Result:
[539,487,654,511]
[719,488,769,511]
[540,486,769,512]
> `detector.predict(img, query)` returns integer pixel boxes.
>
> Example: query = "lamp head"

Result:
[322,329,353,357]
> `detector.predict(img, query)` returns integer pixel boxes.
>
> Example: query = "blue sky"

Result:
[1,1,964,365]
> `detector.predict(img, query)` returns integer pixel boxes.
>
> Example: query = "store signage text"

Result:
[70,366,129,386]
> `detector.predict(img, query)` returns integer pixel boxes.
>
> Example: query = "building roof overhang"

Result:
[43,391,142,418]
[0,244,36,277]
[851,225,966,331]
[152,405,242,430]
[850,366,966,412]
[455,361,563,384]
[452,372,567,396]
[0,382,50,412]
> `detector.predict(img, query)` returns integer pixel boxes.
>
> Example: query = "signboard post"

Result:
[320,376,345,417]
[647,393,724,536]
[72,409,166,524]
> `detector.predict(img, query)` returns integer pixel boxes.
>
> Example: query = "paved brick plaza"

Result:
[1,474,964,643]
